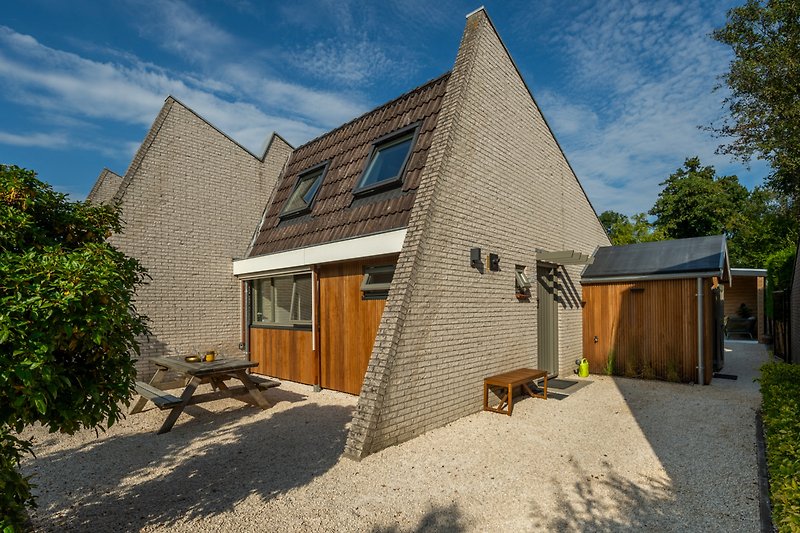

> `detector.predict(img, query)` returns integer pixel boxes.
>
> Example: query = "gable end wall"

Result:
[87,168,124,205]
[109,100,292,376]
[346,9,609,458]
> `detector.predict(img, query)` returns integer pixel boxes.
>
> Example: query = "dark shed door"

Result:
[537,265,559,376]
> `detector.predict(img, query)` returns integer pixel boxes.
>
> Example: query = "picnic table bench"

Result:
[134,382,183,409]
[130,356,280,434]
[483,368,547,416]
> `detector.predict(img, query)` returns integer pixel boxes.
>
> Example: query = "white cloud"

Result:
[132,0,237,63]
[0,22,371,153]
[537,0,752,216]
[290,39,398,87]
[0,130,69,148]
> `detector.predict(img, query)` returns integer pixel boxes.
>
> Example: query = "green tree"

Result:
[649,157,749,241]
[712,0,800,201]
[727,186,798,267]
[0,165,148,530]
[764,244,796,319]
[598,211,664,246]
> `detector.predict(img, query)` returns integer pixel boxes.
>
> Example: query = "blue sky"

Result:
[0,0,768,216]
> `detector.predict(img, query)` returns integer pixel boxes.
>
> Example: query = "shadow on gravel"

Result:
[530,458,673,530]
[370,502,465,533]
[27,402,354,531]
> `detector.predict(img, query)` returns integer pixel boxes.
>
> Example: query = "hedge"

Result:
[759,362,800,532]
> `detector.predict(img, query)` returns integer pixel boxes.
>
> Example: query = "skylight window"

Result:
[354,124,419,195]
[281,162,328,217]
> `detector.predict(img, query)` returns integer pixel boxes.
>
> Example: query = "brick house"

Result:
[232,8,609,458]
[88,96,292,376]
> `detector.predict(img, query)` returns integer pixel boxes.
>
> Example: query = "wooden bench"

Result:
[484,368,547,416]
[134,381,183,410]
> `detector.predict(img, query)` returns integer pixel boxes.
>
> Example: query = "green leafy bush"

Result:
[759,362,800,531]
[0,165,149,530]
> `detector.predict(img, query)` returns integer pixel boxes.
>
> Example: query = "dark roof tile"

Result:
[249,73,449,257]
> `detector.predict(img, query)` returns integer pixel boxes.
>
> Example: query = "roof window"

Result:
[354,124,419,195]
[280,162,328,218]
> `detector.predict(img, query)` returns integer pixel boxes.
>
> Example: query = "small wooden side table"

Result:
[483,368,547,416]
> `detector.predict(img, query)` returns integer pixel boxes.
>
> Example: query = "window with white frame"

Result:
[252,273,312,326]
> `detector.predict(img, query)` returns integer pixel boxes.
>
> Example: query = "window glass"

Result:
[365,268,394,287]
[281,168,324,216]
[361,265,395,299]
[273,276,294,323]
[251,274,312,326]
[252,278,272,323]
[357,134,414,191]
[291,274,313,322]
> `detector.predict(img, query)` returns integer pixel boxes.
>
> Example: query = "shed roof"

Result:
[730,267,767,277]
[582,235,731,283]
[248,73,450,257]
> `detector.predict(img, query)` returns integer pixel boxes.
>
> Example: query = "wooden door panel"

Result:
[319,258,392,395]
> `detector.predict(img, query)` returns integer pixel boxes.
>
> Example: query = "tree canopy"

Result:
[713,0,800,201]
[598,211,664,246]
[597,156,797,268]
[649,157,750,241]
[0,165,148,529]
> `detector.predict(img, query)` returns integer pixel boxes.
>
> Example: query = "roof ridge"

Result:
[293,71,451,152]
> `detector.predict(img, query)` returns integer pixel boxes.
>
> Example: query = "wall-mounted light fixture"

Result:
[489,253,500,272]
[470,247,482,269]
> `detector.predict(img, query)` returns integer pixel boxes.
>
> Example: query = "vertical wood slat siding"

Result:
[249,327,315,384]
[583,279,714,384]
[319,257,392,395]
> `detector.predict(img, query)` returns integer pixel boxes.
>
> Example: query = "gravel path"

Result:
[22,342,769,532]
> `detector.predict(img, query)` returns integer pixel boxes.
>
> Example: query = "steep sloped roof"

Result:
[582,235,731,282]
[248,73,450,257]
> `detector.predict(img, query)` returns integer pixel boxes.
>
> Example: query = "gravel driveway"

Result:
[22,341,768,532]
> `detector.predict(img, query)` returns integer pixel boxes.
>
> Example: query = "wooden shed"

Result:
[581,236,731,384]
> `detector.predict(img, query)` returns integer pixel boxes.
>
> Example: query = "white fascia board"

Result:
[730,268,768,277]
[233,229,407,277]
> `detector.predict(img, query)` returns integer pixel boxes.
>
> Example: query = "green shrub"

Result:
[759,362,800,532]
[603,350,615,376]
[666,360,680,383]
[0,165,149,530]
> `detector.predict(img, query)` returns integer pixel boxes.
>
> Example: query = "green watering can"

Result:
[578,358,589,378]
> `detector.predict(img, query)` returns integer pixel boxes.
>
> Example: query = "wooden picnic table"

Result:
[130,356,279,434]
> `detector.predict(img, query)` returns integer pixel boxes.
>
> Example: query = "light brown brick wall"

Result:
[346,9,609,458]
[107,98,291,377]
[86,168,123,205]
